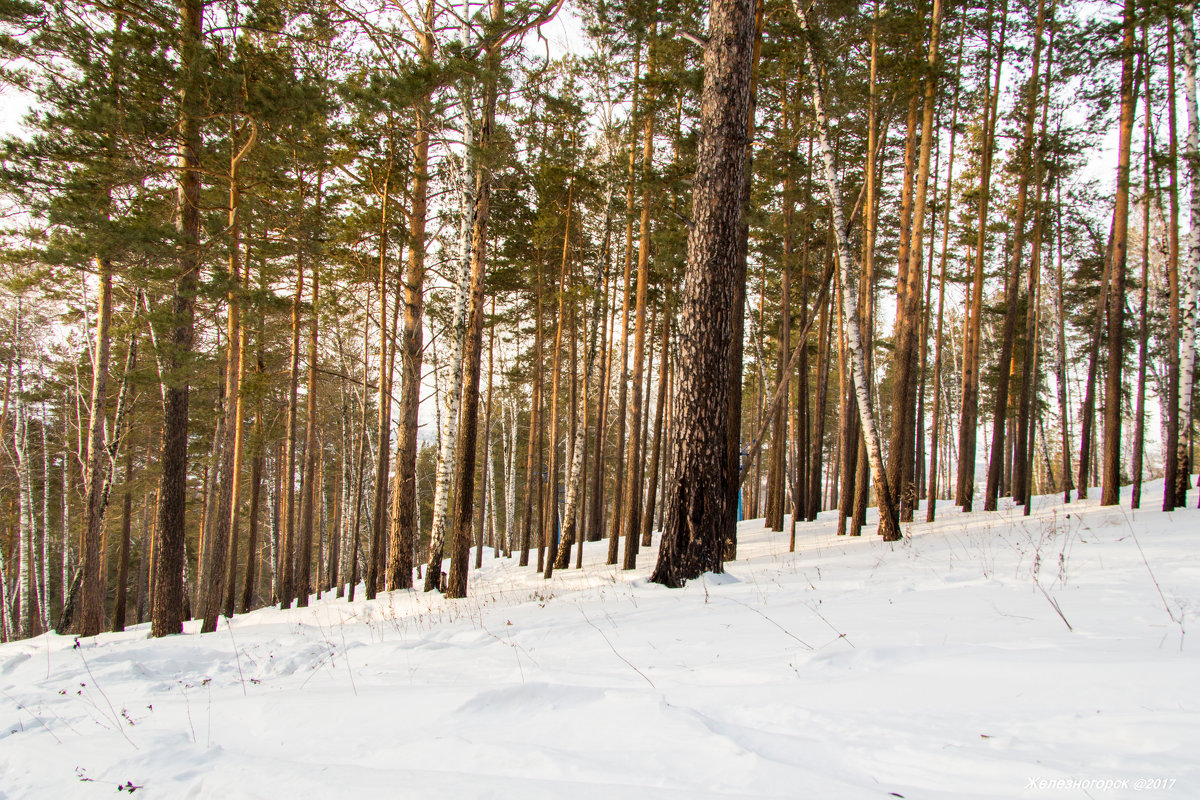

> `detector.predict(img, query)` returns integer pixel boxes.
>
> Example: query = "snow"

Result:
[2,481,1198,798]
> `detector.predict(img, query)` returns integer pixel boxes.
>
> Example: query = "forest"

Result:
[0,0,1192,644]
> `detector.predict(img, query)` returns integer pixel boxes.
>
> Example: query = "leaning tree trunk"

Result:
[650,0,756,588]
[795,0,900,541]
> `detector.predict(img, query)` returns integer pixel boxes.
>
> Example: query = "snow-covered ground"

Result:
[2,481,1197,798]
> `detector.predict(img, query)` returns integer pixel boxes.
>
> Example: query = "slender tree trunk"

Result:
[927,24,963,523]
[544,179,574,578]
[519,261,544,567]
[424,141,473,591]
[389,4,436,592]
[111,444,134,632]
[622,34,655,569]
[1053,175,1074,503]
[201,121,256,631]
[1178,4,1200,506]
[478,300,497,569]
[958,0,1008,510]
[446,6,505,598]
[1101,0,1136,507]
[641,316,671,547]
[890,0,944,523]
[555,265,605,571]
[77,256,111,637]
[1014,4,1055,507]
[795,0,900,540]
[297,234,321,606]
[608,47,638,566]
[587,205,615,544]
[367,146,397,598]
[986,0,1045,511]
[278,258,304,607]
[1165,15,1183,510]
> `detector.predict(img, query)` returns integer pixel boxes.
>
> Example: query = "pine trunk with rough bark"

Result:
[985,0,1044,511]
[651,0,756,587]
[152,0,202,638]
[958,0,1007,510]
[1101,0,1136,506]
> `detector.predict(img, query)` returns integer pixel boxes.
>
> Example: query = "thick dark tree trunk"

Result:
[152,0,203,638]
[651,0,755,588]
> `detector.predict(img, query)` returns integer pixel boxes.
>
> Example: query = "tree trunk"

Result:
[723,0,764,561]
[367,144,397,598]
[1165,15,1183,510]
[389,3,436,592]
[958,0,1008,510]
[1014,12,1055,508]
[77,256,112,637]
[651,0,756,587]
[985,0,1044,511]
[446,6,505,598]
[640,317,671,547]
[1101,0,1136,507]
[926,24,963,523]
[111,444,134,632]
[544,178,574,578]
[278,258,304,607]
[518,260,544,567]
[891,0,944,522]
[297,232,320,605]
[152,0,203,638]
[424,137,473,591]
[795,0,900,540]
[1178,3,1200,506]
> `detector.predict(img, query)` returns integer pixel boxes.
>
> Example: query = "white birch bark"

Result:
[505,401,517,556]
[424,145,475,589]
[11,313,35,638]
[487,415,499,554]
[0,529,11,641]
[268,454,278,600]
[39,398,50,633]
[61,403,70,611]
[1180,5,1200,487]
[794,1,900,539]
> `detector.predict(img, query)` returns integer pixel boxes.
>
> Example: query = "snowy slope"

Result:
[2,482,1198,799]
